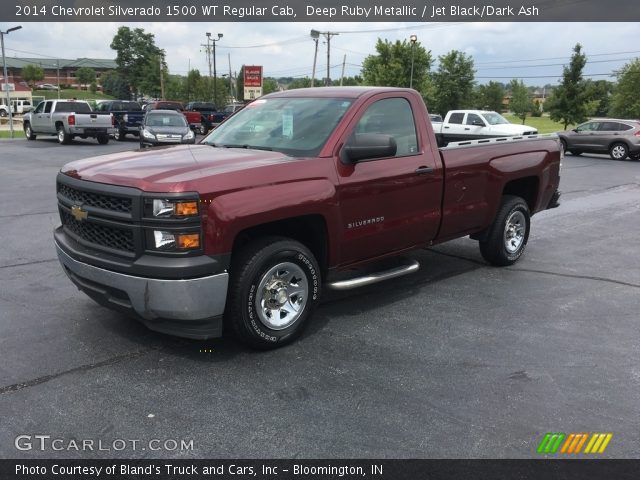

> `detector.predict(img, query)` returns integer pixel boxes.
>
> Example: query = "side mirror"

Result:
[341,133,397,164]
[572,129,578,133]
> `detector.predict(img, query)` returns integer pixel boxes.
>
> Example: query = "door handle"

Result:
[415,166,434,175]
[464,127,470,130]
[444,126,450,129]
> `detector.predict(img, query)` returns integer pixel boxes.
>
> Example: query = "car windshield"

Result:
[146,113,187,127]
[203,97,353,157]
[482,112,510,125]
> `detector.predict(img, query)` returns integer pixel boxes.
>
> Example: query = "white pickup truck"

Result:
[432,110,537,145]
[23,99,115,145]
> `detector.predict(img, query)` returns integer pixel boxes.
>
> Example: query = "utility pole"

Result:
[409,34,417,89]
[1,25,22,139]
[159,55,165,100]
[340,54,346,86]
[310,30,319,87]
[228,53,233,100]
[309,29,338,86]
[206,32,223,105]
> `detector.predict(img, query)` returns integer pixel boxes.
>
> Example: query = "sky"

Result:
[1,22,639,86]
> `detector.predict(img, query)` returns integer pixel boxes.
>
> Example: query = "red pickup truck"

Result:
[54,87,561,349]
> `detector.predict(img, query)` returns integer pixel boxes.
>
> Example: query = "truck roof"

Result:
[265,86,416,99]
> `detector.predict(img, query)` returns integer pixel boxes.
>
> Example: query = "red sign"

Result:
[244,66,263,87]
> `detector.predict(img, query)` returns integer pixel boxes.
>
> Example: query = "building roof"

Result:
[3,57,116,69]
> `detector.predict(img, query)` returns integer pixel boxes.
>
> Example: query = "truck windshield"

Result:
[203,97,353,157]
[54,102,92,113]
[482,112,510,125]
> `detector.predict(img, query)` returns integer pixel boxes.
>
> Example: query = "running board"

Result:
[327,259,420,291]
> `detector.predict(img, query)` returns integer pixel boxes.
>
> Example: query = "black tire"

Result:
[56,125,71,145]
[199,123,209,136]
[225,236,321,349]
[0,110,7,118]
[24,123,36,140]
[571,151,582,156]
[479,195,531,266]
[560,139,568,154]
[114,129,126,141]
[609,142,628,160]
[97,135,109,145]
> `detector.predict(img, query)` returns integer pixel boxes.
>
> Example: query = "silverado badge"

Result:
[70,205,88,221]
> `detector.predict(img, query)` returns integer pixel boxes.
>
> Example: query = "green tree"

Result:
[509,79,534,124]
[609,59,640,118]
[75,67,96,90]
[100,71,130,99]
[475,81,505,111]
[21,64,44,87]
[583,80,614,117]
[429,50,476,115]
[331,76,363,86]
[546,43,589,130]
[286,78,312,90]
[361,38,432,89]
[263,78,279,95]
[138,53,168,99]
[110,26,163,96]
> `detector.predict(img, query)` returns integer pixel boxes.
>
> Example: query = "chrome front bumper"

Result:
[55,242,228,338]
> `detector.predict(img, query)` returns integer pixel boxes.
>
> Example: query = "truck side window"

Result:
[44,102,52,114]
[448,113,464,124]
[466,113,483,126]
[355,98,418,157]
[33,102,44,114]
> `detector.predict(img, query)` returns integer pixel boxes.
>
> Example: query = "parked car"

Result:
[23,99,115,144]
[433,110,537,145]
[429,113,443,123]
[53,87,561,349]
[184,101,226,135]
[139,109,196,148]
[36,83,60,91]
[557,119,640,160]
[95,100,144,141]
[144,100,200,130]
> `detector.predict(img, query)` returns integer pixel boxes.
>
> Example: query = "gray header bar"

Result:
[2,0,639,22]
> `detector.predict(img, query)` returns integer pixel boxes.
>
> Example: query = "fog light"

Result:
[153,230,175,249]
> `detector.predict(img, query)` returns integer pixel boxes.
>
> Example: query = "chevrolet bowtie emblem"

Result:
[70,205,88,221]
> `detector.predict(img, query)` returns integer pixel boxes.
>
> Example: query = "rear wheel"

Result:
[114,129,126,141]
[57,125,71,145]
[225,237,321,349]
[24,123,36,140]
[0,110,7,118]
[479,195,530,266]
[199,123,208,136]
[97,135,109,145]
[609,142,628,160]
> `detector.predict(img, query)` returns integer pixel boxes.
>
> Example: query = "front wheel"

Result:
[479,195,531,266]
[609,142,628,160]
[225,237,321,349]
[24,123,36,140]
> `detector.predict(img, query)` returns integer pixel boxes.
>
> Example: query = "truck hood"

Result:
[60,144,312,192]
[486,123,537,134]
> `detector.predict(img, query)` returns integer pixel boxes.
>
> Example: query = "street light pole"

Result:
[409,34,417,89]
[309,29,338,87]
[56,60,60,99]
[212,33,223,105]
[1,25,22,139]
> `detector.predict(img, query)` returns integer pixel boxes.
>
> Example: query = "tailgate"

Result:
[75,113,113,127]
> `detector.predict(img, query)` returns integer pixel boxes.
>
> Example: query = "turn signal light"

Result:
[175,201,198,216]
[176,233,200,249]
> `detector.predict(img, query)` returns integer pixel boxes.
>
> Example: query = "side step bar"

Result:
[327,259,420,291]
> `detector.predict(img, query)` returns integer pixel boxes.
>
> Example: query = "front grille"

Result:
[58,183,132,214]
[61,210,135,253]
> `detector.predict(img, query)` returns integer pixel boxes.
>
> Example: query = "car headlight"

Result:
[184,129,195,140]
[152,230,200,250]
[142,128,155,139]
[150,199,199,218]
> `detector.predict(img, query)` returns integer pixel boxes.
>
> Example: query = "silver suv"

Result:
[558,119,640,160]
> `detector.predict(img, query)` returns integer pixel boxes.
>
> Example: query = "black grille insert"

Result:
[58,183,132,214]
[61,210,134,253]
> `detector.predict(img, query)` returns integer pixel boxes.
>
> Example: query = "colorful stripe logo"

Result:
[537,432,612,454]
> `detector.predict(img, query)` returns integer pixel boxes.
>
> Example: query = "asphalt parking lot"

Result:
[0,136,639,459]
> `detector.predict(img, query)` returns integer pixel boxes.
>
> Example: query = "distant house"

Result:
[1,57,116,88]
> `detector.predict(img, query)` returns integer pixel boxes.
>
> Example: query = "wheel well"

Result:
[608,140,628,150]
[502,176,539,211]
[231,215,329,275]
[55,121,64,130]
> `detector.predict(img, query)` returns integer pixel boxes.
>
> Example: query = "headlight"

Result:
[152,231,200,250]
[142,128,155,139]
[151,199,199,218]
[184,129,195,140]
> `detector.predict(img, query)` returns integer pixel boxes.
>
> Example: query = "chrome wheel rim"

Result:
[611,145,626,159]
[57,129,64,142]
[504,211,526,254]
[256,262,308,330]
[25,126,31,138]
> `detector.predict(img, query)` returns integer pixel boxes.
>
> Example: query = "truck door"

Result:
[335,96,444,265]
[464,113,487,139]
[31,101,50,132]
[442,111,465,141]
